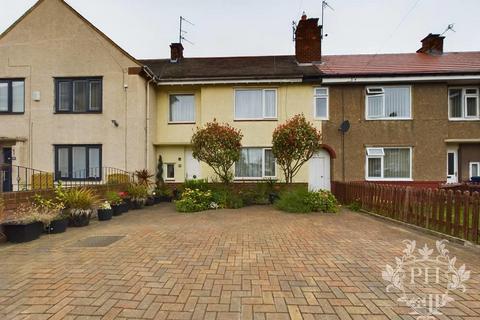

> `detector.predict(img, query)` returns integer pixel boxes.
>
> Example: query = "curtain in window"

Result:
[72,147,87,179]
[12,81,24,113]
[385,87,410,118]
[368,158,381,178]
[449,89,462,117]
[89,148,100,178]
[315,96,327,118]
[74,81,88,112]
[170,95,195,122]
[384,149,410,178]
[472,164,479,177]
[466,96,478,117]
[0,83,7,111]
[367,95,383,117]
[58,82,71,111]
[264,149,275,177]
[235,90,263,119]
[90,81,102,111]
[235,148,262,178]
[57,148,69,178]
[264,90,276,118]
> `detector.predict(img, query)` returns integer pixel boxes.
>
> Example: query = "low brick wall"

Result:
[165,182,308,192]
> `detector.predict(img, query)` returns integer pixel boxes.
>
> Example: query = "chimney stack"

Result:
[295,14,322,63]
[170,43,184,62]
[417,33,444,55]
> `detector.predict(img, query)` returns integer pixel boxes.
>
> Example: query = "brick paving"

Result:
[0,204,479,320]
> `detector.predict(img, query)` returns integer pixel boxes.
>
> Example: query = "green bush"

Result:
[211,187,245,209]
[175,188,215,212]
[275,187,339,213]
[105,191,123,205]
[183,179,209,191]
[348,200,361,212]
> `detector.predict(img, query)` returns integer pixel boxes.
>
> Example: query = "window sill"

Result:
[448,118,480,121]
[365,178,413,182]
[168,121,195,125]
[234,177,278,181]
[54,111,103,114]
[365,118,412,121]
[314,117,329,121]
[233,118,278,122]
[0,112,25,115]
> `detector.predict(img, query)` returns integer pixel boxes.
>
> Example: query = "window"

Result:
[55,78,102,113]
[165,164,175,180]
[235,148,276,179]
[366,86,411,119]
[470,162,480,179]
[449,88,479,120]
[54,145,102,180]
[169,94,195,123]
[314,87,328,119]
[0,79,24,114]
[234,89,277,120]
[366,147,412,180]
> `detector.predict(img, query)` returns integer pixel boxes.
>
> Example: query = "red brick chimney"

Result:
[416,33,444,55]
[170,43,184,62]
[295,14,322,63]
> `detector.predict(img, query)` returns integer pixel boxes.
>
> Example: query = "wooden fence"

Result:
[332,181,480,244]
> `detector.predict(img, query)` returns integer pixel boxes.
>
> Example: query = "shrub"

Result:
[348,200,361,212]
[105,191,123,205]
[107,173,130,184]
[184,179,209,192]
[4,203,58,226]
[276,187,339,213]
[135,169,154,186]
[127,183,149,201]
[211,187,245,209]
[62,187,99,210]
[175,188,216,212]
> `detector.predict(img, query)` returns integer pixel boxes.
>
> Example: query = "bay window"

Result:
[234,89,277,120]
[314,87,328,119]
[449,88,479,120]
[366,86,411,119]
[235,148,276,179]
[366,147,412,180]
[55,77,102,113]
[0,79,25,114]
[169,94,195,123]
[55,145,102,180]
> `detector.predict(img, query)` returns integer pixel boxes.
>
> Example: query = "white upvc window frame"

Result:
[365,147,413,181]
[234,147,277,180]
[448,87,480,121]
[168,93,196,124]
[313,87,329,120]
[234,88,278,120]
[365,85,412,120]
[470,162,480,179]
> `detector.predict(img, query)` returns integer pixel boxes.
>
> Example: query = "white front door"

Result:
[185,150,200,180]
[446,146,458,184]
[308,149,331,191]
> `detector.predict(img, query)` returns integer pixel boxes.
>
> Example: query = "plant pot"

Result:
[159,195,173,202]
[131,199,145,210]
[45,218,68,234]
[269,192,280,204]
[111,204,123,216]
[120,202,129,213]
[97,209,113,221]
[3,222,44,243]
[68,211,91,228]
[153,196,161,204]
[145,197,155,206]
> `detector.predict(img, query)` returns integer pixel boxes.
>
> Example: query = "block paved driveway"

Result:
[0,204,479,320]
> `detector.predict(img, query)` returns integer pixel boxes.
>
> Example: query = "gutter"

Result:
[321,74,480,84]
[157,78,303,86]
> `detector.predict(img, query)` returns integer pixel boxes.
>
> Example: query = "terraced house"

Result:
[1,0,479,192]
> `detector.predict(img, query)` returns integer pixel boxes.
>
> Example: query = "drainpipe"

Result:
[145,78,153,169]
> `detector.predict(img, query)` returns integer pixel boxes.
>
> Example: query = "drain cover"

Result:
[71,235,125,248]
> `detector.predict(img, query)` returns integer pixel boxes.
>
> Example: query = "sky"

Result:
[1,0,479,59]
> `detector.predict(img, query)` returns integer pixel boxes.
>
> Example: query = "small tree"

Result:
[272,114,322,183]
[191,120,243,184]
[156,155,164,189]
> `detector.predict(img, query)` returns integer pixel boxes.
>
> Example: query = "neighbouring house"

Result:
[1,0,479,192]
[0,0,157,192]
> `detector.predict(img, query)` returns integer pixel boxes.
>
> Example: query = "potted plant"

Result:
[106,191,126,216]
[119,191,132,211]
[97,201,113,221]
[155,185,173,202]
[127,183,148,209]
[2,204,55,243]
[62,187,99,227]
[32,190,68,234]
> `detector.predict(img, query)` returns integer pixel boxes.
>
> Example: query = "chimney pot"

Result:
[417,33,444,55]
[170,43,184,62]
[295,15,322,63]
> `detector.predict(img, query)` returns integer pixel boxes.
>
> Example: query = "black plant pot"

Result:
[45,218,68,234]
[159,195,173,203]
[153,196,161,204]
[69,213,91,227]
[97,209,113,221]
[145,197,155,206]
[111,204,123,216]
[268,192,280,204]
[120,202,129,213]
[3,222,44,243]
[131,200,145,210]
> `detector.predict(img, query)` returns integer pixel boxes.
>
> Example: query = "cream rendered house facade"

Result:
[0,0,157,191]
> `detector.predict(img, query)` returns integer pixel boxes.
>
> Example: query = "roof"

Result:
[318,52,480,77]
[140,55,322,82]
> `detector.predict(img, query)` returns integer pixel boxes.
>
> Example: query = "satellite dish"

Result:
[339,120,350,133]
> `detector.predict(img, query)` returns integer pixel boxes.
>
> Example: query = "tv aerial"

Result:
[179,16,195,45]
[441,23,456,36]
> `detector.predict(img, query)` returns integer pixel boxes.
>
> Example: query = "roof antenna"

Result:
[321,0,334,40]
[292,21,297,42]
[179,16,195,45]
[440,23,456,36]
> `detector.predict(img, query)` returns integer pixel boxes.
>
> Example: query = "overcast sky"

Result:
[1,0,479,59]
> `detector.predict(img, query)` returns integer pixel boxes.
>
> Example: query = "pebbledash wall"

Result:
[0,0,157,175]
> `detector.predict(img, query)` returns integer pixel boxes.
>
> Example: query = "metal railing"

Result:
[0,164,134,193]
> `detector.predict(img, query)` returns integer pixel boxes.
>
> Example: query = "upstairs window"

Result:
[314,87,328,119]
[366,147,411,180]
[169,94,195,123]
[55,78,102,113]
[234,89,277,120]
[0,79,25,114]
[366,86,411,119]
[54,145,102,181]
[449,88,479,120]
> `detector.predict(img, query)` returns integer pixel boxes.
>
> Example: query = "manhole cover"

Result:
[70,235,125,248]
